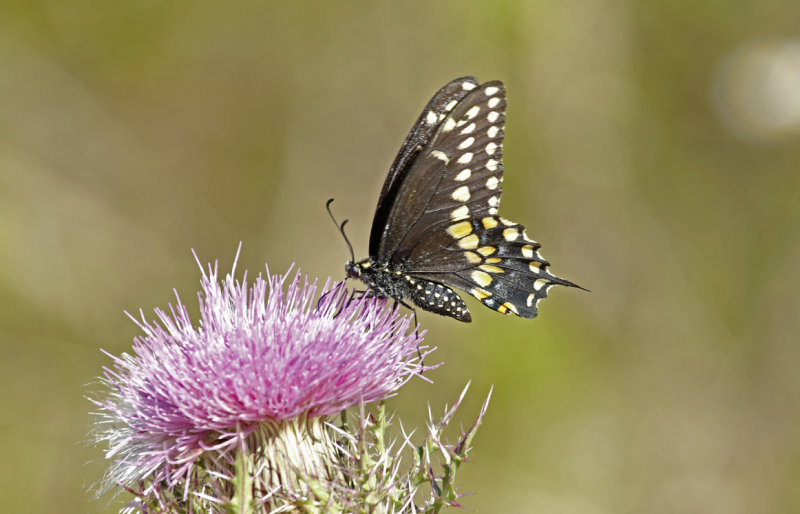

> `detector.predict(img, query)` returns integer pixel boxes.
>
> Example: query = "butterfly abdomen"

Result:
[407,278,471,322]
[352,259,472,322]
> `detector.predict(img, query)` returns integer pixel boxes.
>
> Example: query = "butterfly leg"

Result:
[317,284,350,314]
[333,288,384,319]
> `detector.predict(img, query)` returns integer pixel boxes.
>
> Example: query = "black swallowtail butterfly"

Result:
[333,76,580,322]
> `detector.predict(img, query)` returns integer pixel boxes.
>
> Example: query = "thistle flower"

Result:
[91,250,493,513]
[90,251,433,511]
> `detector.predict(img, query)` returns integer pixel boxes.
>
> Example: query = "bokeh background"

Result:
[2,1,799,512]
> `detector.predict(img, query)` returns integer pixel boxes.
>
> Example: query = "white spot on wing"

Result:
[487,111,500,123]
[458,137,475,150]
[487,126,499,138]
[466,106,480,119]
[460,122,476,134]
[431,150,450,163]
[442,117,456,132]
[503,227,519,241]
[455,169,471,181]
[488,97,501,108]
[462,81,476,91]
[486,159,498,171]
[445,100,458,111]
[426,111,438,124]
[488,196,499,207]
[485,86,499,96]
[486,142,497,155]
[452,185,471,202]
[457,152,473,164]
[486,176,499,190]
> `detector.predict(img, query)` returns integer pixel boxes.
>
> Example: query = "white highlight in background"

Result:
[712,38,800,143]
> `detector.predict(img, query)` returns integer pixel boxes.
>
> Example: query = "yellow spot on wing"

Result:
[471,270,493,287]
[464,251,482,264]
[470,287,492,300]
[501,302,518,315]
[521,245,534,258]
[459,234,479,249]
[479,264,504,274]
[477,246,496,256]
[446,221,473,239]
[450,205,470,221]
[481,217,498,229]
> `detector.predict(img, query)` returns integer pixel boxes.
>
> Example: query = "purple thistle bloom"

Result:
[90,252,432,508]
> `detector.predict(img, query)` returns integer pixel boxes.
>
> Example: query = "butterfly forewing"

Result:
[400,81,508,267]
[375,81,508,267]
[370,76,480,259]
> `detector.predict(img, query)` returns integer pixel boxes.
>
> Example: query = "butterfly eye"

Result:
[345,262,360,279]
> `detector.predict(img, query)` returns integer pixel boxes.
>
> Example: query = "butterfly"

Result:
[331,76,580,322]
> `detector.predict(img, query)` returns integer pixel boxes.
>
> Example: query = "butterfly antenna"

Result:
[326,198,355,262]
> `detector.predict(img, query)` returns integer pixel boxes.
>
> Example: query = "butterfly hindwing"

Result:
[421,218,575,318]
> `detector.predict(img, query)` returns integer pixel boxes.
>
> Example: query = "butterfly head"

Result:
[345,260,361,279]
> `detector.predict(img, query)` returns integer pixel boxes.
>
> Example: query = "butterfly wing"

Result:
[373,78,578,318]
[370,76,480,259]
[408,219,579,318]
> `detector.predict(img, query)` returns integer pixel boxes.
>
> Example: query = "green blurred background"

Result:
[2,1,800,512]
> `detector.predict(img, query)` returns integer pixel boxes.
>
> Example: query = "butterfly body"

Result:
[346,258,471,321]
[344,77,579,322]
